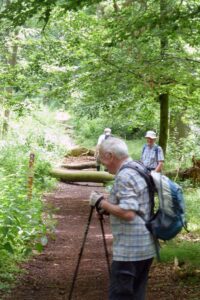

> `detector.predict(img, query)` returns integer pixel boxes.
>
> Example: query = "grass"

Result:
[160,239,200,265]
[0,251,22,292]
[185,188,200,229]
[160,185,200,266]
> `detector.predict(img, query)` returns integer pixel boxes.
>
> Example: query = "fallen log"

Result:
[50,168,114,183]
[60,162,97,170]
[51,167,200,184]
[65,147,95,157]
[165,166,200,184]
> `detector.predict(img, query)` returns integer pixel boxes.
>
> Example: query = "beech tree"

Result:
[0,0,200,153]
[62,0,200,153]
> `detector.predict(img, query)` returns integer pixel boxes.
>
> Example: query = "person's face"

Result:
[99,150,117,174]
[146,137,156,146]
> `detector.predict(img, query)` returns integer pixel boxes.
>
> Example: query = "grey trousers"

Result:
[109,258,153,300]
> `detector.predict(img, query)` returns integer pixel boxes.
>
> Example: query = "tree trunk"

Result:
[159,93,169,155]
[2,29,18,137]
[165,166,200,184]
[158,0,169,155]
[2,109,10,138]
[113,0,119,12]
[50,168,114,183]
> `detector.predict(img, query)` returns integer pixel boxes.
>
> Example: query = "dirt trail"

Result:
[3,177,199,300]
[2,117,199,300]
[4,181,111,300]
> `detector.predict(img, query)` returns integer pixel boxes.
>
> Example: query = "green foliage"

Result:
[64,1,200,124]
[71,116,103,147]
[0,106,68,291]
[71,110,158,149]
[126,139,144,161]
[185,188,200,230]
[0,251,21,291]
[0,0,200,287]
[166,133,200,170]
[161,240,200,266]
[1,1,200,148]
[0,0,102,26]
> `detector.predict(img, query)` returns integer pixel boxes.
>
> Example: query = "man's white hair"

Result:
[99,137,129,159]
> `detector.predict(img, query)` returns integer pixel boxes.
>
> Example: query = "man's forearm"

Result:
[101,200,136,221]
[155,161,163,172]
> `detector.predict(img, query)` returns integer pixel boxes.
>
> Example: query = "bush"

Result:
[0,106,67,290]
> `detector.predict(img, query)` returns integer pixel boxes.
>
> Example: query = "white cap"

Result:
[145,130,157,139]
[104,128,111,134]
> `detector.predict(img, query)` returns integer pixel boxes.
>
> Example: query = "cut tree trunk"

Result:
[65,147,95,157]
[165,166,200,183]
[50,168,114,183]
[51,166,200,184]
[60,162,97,170]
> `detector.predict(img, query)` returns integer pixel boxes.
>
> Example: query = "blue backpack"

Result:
[120,161,187,241]
[146,171,187,241]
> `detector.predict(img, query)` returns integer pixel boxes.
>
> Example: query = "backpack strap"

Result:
[119,161,155,216]
[154,145,159,164]
[142,144,146,157]
[104,134,113,140]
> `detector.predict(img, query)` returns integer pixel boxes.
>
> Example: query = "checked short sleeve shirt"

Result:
[109,159,156,261]
[141,144,164,170]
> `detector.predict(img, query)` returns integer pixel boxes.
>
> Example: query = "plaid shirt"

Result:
[141,144,164,170]
[109,159,156,261]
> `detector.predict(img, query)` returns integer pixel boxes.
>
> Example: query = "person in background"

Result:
[90,137,156,300]
[95,128,112,171]
[141,130,164,172]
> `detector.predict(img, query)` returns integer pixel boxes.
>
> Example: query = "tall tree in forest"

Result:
[1,0,200,152]
[158,0,169,154]
[2,29,18,136]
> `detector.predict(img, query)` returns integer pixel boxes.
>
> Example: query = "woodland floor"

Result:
[2,155,200,300]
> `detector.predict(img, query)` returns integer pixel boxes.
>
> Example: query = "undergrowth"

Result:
[0,106,68,292]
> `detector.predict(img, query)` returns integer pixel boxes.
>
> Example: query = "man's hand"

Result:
[90,191,104,207]
[89,191,104,214]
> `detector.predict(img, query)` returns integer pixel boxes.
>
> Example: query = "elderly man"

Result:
[141,130,164,172]
[90,137,156,300]
[95,128,112,171]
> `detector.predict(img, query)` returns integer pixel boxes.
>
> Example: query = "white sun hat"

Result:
[104,128,111,134]
[145,130,157,139]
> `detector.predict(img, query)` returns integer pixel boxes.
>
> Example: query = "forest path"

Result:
[2,117,199,300]
[3,174,198,300]
[4,179,112,300]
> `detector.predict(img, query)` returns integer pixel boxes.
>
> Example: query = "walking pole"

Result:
[68,206,94,300]
[99,214,111,277]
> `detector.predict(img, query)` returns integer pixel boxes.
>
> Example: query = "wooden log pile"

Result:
[51,147,113,183]
[51,147,200,184]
